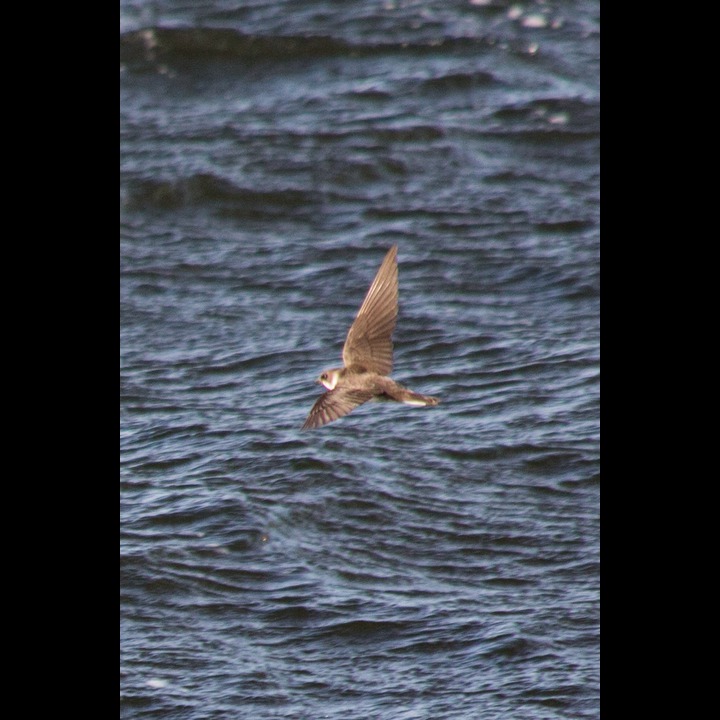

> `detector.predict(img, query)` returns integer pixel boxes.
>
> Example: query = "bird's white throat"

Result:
[321,372,339,390]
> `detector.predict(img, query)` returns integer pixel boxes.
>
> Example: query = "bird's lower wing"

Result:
[302,388,375,430]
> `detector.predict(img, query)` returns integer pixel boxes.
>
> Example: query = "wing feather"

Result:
[301,388,375,430]
[342,245,398,375]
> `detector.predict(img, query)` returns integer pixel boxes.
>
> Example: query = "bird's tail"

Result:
[399,390,440,407]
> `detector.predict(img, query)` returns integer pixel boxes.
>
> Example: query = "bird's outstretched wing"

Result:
[301,388,375,430]
[342,245,398,375]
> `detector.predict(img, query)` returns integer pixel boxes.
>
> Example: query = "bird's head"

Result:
[316,369,341,390]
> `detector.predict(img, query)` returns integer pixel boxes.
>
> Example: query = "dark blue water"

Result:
[120,2,599,717]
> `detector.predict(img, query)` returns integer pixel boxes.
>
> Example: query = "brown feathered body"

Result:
[302,245,440,430]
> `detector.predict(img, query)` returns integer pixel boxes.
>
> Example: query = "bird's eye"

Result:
[321,373,327,380]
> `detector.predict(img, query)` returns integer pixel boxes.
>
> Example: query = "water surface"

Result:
[120,2,600,717]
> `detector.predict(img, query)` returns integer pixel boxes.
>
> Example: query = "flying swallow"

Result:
[302,245,440,430]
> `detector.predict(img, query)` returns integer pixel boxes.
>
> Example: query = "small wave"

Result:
[120,26,493,69]
[124,173,315,214]
[490,96,599,137]
[419,70,496,92]
[120,27,352,65]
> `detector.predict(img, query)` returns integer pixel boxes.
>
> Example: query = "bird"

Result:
[302,245,440,430]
